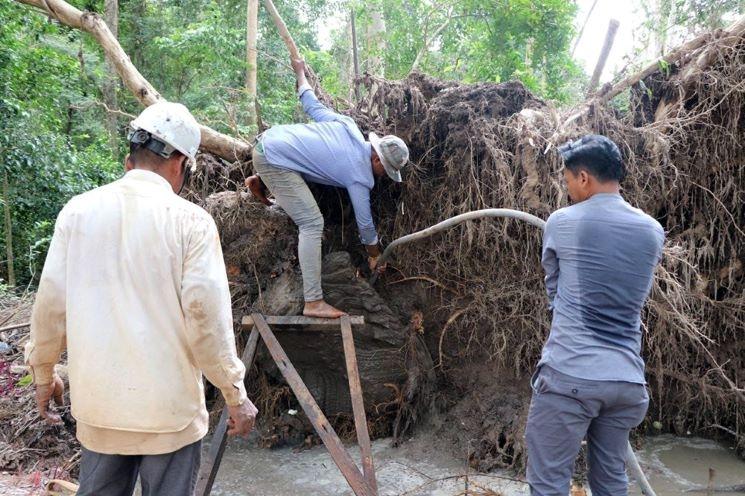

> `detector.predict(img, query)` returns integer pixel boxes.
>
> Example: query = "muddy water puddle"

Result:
[206,433,744,495]
[632,435,745,495]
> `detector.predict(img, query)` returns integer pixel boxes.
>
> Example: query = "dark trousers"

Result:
[77,440,202,496]
[525,366,649,496]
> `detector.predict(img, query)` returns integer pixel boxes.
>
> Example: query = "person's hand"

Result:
[227,398,258,437]
[290,58,306,76]
[35,374,65,425]
[368,256,387,274]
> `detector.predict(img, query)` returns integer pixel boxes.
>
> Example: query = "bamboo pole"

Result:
[260,0,332,104]
[262,0,300,60]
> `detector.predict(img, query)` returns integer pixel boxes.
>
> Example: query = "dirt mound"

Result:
[435,365,532,472]
[0,294,79,478]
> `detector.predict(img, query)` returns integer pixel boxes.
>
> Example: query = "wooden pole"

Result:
[586,19,620,97]
[2,171,15,288]
[262,0,300,60]
[340,316,378,493]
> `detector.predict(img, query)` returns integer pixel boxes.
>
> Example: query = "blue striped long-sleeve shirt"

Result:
[261,84,378,245]
[538,193,665,384]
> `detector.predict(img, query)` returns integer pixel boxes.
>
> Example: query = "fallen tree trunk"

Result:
[561,13,745,130]
[16,0,252,162]
[597,14,745,103]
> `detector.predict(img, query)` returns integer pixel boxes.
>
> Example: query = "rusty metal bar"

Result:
[242,314,364,329]
[340,316,378,494]
[196,327,260,496]
[251,313,376,496]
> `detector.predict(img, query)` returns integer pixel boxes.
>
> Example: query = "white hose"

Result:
[626,441,657,495]
[370,208,546,285]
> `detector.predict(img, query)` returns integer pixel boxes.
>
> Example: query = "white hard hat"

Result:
[130,101,201,162]
[369,132,409,182]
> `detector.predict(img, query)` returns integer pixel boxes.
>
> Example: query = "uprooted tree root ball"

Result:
[193,36,743,470]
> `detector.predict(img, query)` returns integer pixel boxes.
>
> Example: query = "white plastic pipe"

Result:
[369,207,657,495]
[370,208,546,285]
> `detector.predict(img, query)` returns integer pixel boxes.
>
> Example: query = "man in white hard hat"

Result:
[26,101,258,495]
[246,59,410,319]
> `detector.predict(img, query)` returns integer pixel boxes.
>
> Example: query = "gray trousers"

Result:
[525,366,649,496]
[76,440,201,496]
[253,147,324,301]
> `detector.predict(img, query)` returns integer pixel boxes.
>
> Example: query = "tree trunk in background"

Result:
[131,0,146,70]
[246,0,258,131]
[350,10,360,101]
[586,19,619,97]
[410,6,453,73]
[2,171,15,288]
[103,0,119,155]
[339,16,353,100]
[366,8,385,77]
[654,0,674,57]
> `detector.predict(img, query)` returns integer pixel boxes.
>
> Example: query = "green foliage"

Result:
[638,0,745,57]
[350,0,584,102]
[0,1,119,287]
[17,374,34,388]
[4,0,737,289]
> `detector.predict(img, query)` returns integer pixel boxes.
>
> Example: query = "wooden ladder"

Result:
[196,313,378,496]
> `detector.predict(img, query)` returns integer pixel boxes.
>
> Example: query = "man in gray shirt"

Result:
[526,134,665,495]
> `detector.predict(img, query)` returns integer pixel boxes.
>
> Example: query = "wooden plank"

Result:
[340,316,378,494]
[196,327,261,496]
[251,313,375,496]
[242,315,364,330]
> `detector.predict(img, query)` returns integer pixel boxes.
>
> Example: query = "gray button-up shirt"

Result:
[538,193,665,384]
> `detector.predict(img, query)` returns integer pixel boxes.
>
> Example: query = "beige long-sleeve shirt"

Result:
[25,169,247,455]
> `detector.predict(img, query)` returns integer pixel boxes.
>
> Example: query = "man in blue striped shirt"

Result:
[526,135,665,495]
[246,59,409,318]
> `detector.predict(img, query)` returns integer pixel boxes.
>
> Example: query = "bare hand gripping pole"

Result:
[368,207,657,496]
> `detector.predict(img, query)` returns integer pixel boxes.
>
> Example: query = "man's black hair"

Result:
[128,139,183,167]
[558,134,625,182]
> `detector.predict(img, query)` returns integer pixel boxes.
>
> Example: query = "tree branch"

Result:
[411,7,454,73]
[15,0,252,162]
[561,13,745,131]
[261,0,334,105]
